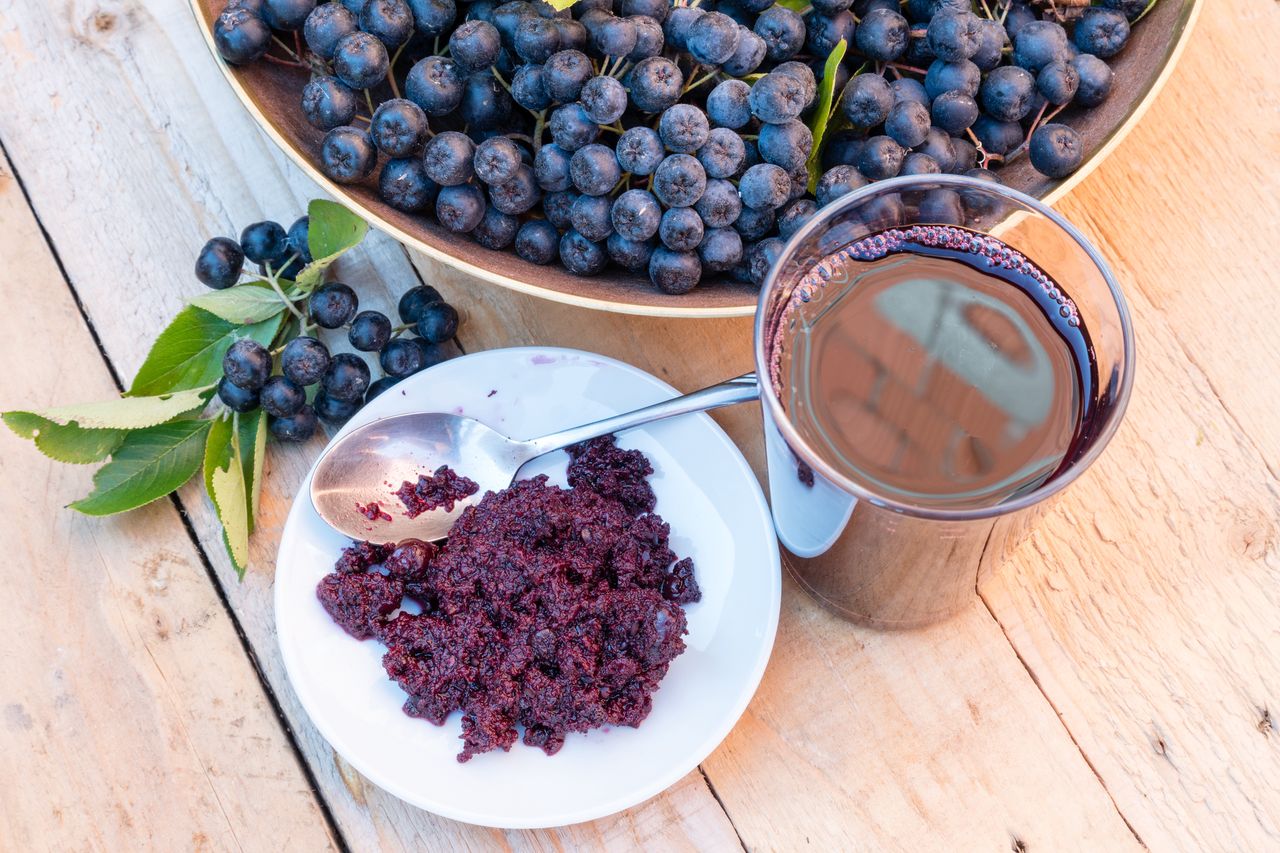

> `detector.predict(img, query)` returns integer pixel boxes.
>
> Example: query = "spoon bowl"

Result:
[310,412,533,545]
[310,374,761,543]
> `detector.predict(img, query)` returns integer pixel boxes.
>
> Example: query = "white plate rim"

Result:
[273,346,781,828]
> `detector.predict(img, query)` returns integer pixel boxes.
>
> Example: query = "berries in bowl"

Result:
[192,0,1200,317]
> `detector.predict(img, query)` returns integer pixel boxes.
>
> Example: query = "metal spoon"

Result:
[310,373,760,544]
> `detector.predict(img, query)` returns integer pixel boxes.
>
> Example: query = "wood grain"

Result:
[978,4,1280,848]
[0,2,740,848]
[0,0,1277,848]
[0,144,335,852]
[428,264,1142,850]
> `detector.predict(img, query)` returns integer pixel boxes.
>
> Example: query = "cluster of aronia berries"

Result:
[212,0,1142,295]
[195,216,460,443]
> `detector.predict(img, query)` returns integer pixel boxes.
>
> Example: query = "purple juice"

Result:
[768,224,1098,510]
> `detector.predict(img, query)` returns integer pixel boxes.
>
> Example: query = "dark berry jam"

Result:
[356,501,393,522]
[566,435,656,516]
[394,465,480,517]
[316,438,700,762]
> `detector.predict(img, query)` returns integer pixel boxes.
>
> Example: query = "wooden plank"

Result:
[428,271,1142,849]
[0,3,741,848]
[976,3,1280,848]
[0,147,335,851]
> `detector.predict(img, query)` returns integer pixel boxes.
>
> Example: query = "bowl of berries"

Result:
[193,0,1199,317]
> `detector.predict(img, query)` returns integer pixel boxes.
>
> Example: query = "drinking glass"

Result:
[753,174,1135,628]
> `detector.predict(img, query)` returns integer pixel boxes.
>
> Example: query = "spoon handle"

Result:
[522,373,761,457]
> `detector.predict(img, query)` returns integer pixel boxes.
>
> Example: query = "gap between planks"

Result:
[977,591,1149,850]
[965,514,1149,848]
[2,131,751,848]
[0,133,352,853]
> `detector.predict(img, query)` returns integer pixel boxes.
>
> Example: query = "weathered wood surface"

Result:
[976,9,1280,847]
[0,2,739,850]
[0,0,1277,849]
[0,146,336,852]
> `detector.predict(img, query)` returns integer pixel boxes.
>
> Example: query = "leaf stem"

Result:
[264,262,310,325]
[1133,0,1159,23]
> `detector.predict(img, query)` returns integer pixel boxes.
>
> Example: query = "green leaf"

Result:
[2,411,126,464]
[807,39,850,194]
[69,419,211,516]
[1133,0,1159,22]
[544,0,577,8]
[212,455,251,577]
[296,199,368,291]
[189,282,287,324]
[203,414,253,576]
[129,306,284,396]
[238,409,268,530]
[36,386,213,430]
[203,410,265,574]
[203,414,234,497]
[775,0,810,11]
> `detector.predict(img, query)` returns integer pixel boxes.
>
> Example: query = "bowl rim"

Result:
[189,0,1202,319]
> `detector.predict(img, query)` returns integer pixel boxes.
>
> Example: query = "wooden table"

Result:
[1,1,1277,849]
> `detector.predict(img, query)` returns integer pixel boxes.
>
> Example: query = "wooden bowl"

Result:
[190,0,1200,317]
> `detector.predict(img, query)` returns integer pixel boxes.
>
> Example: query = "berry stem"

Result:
[490,65,512,93]
[264,53,307,69]
[386,69,401,100]
[264,261,311,326]
[1004,101,1067,164]
[683,68,720,94]
[885,62,928,75]
[965,126,997,168]
[978,0,995,19]
[532,109,546,153]
[270,35,303,63]
[680,64,708,94]
[364,88,376,117]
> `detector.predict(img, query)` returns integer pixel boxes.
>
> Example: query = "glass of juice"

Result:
[755,174,1135,628]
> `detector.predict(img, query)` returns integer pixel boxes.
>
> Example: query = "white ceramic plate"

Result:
[275,347,781,828]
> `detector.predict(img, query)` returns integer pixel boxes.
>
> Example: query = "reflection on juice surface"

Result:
[772,225,1097,510]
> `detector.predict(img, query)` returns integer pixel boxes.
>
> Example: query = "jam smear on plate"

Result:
[316,436,701,762]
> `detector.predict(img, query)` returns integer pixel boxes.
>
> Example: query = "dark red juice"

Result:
[769,224,1097,510]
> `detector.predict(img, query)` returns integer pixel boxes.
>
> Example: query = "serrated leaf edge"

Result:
[2,411,126,465]
[38,386,214,431]
[68,420,210,516]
